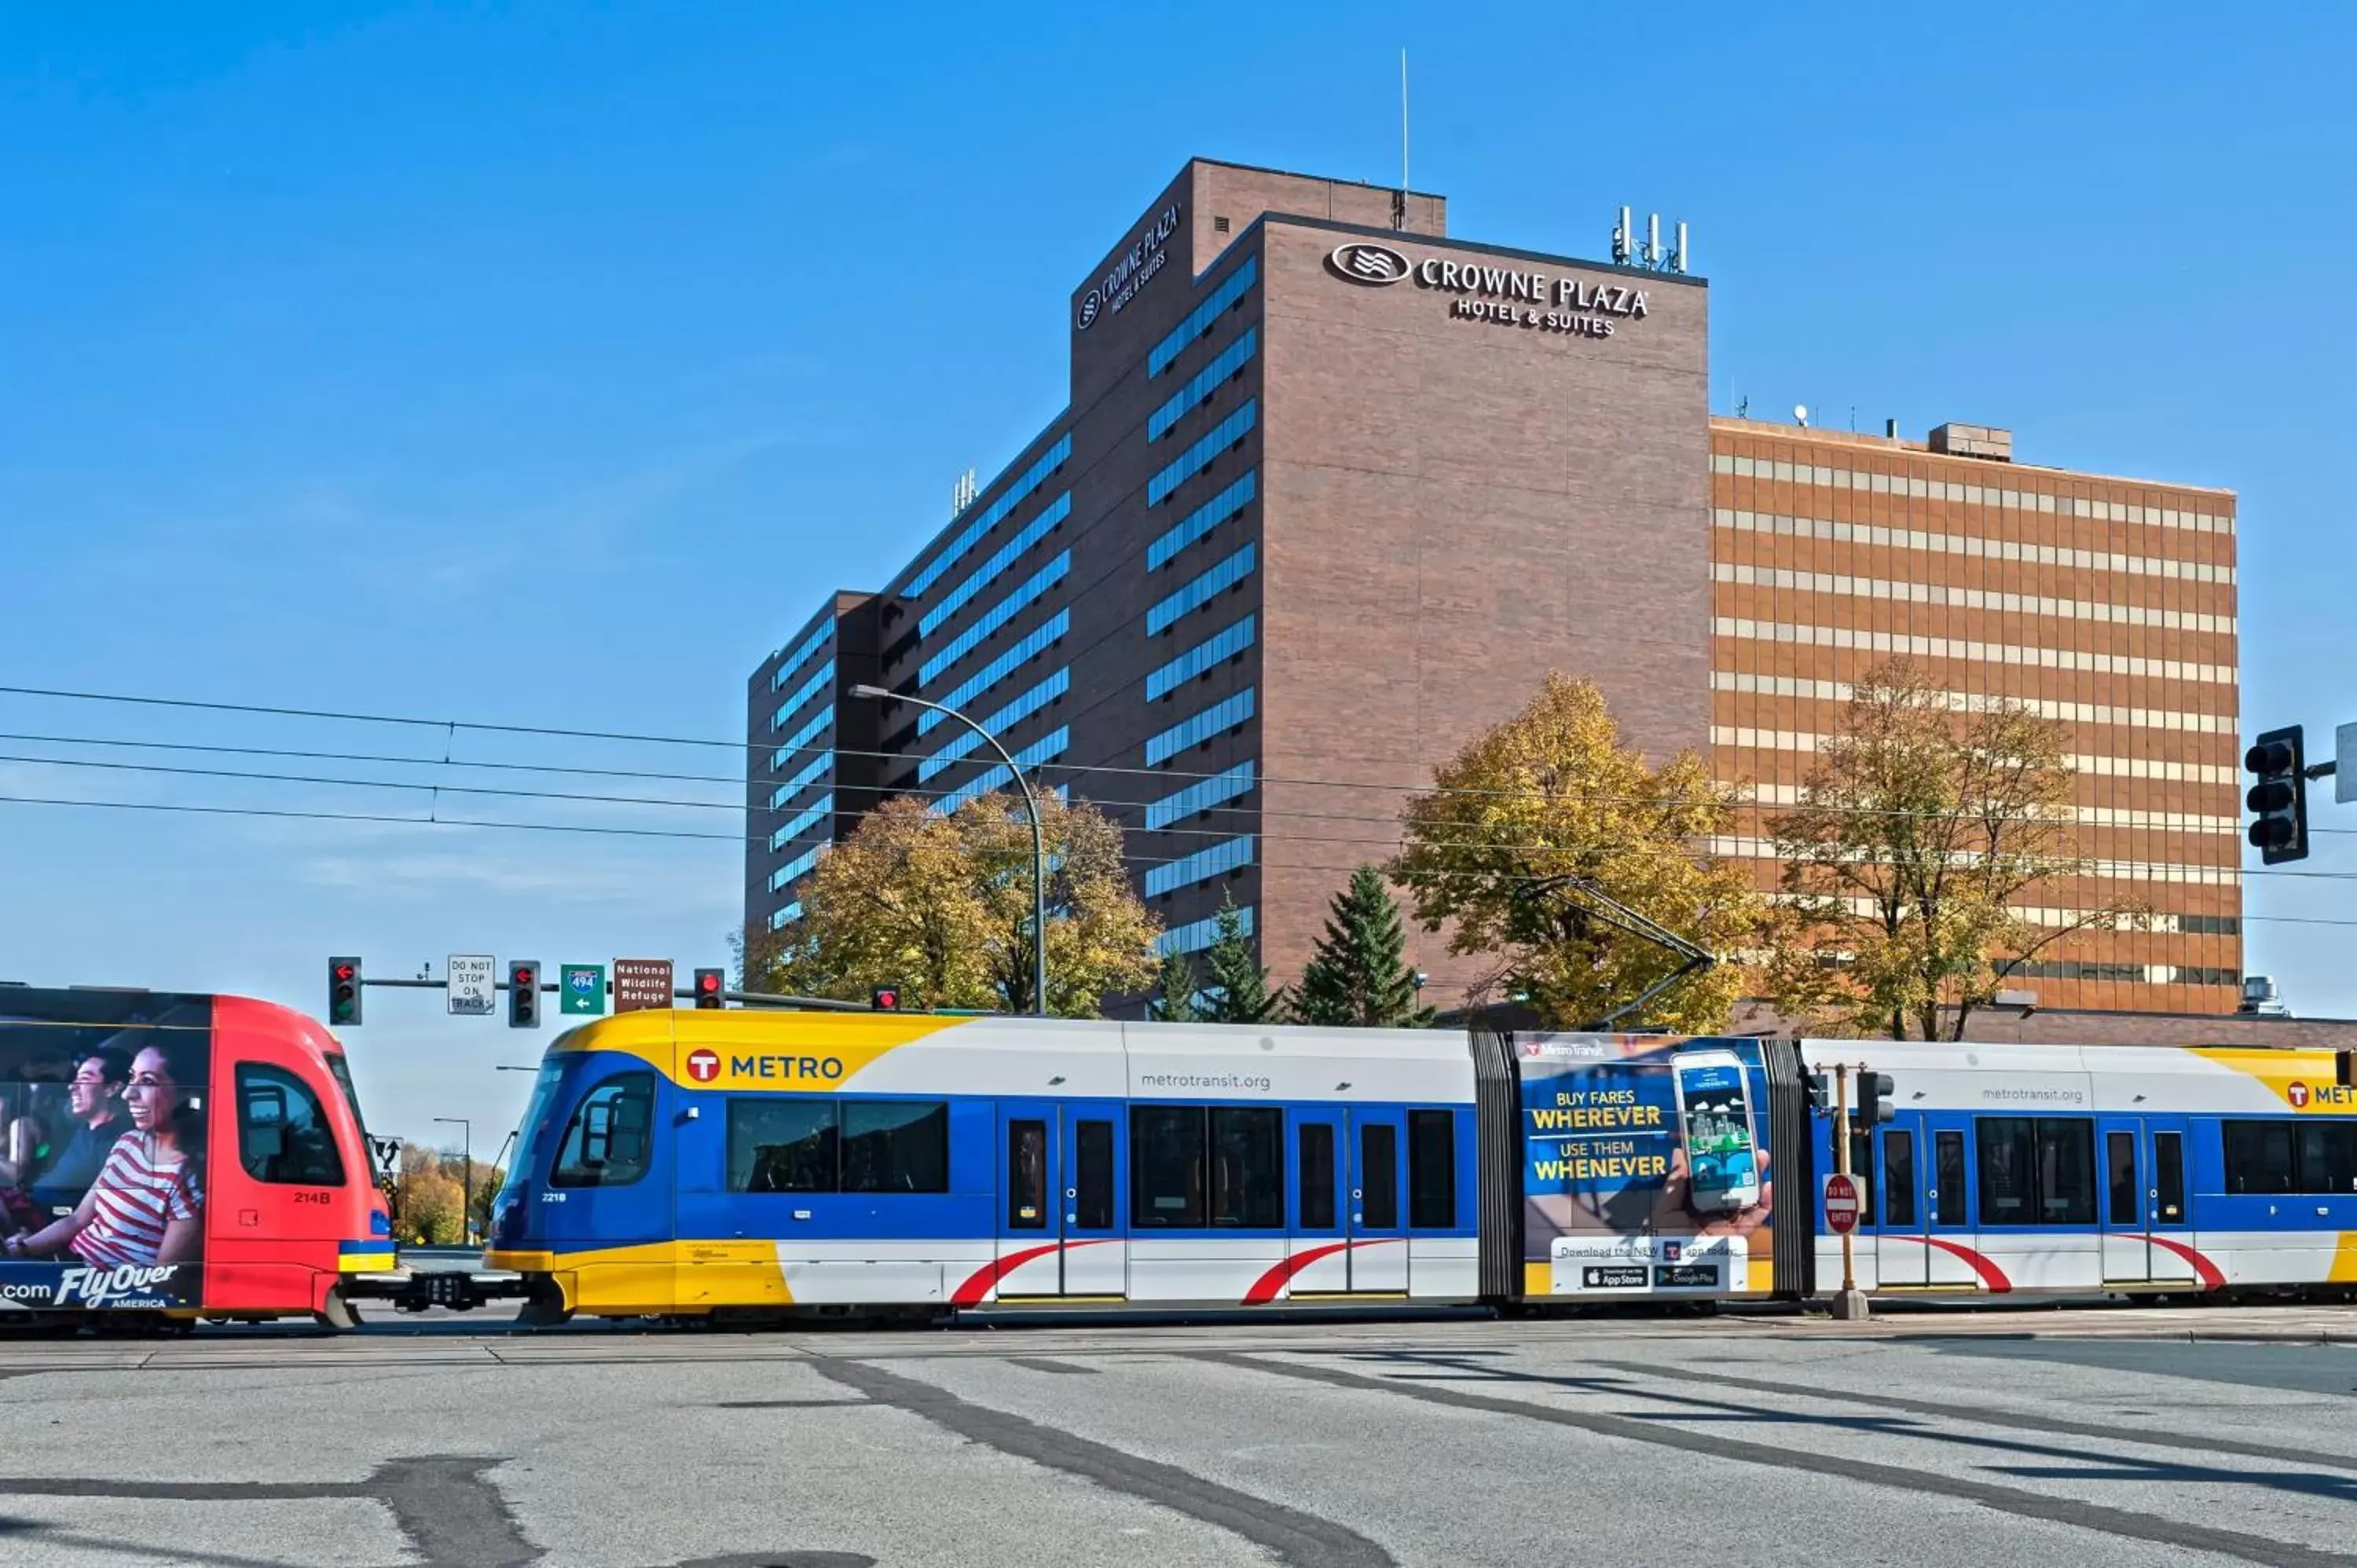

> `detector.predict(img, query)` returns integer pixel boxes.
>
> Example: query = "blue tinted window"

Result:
[905,434,1074,599]
[937,727,1071,813]
[768,709,830,776]
[924,610,1072,735]
[1146,760,1254,830]
[921,493,1072,637]
[1146,472,1255,572]
[1146,688,1255,766]
[768,902,801,931]
[1146,544,1255,636]
[1147,402,1255,507]
[767,793,834,853]
[768,623,831,693]
[768,845,821,892]
[1146,616,1255,702]
[767,753,830,810]
[1148,328,1256,441]
[919,669,1070,783]
[1157,904,1252,956]
[768,659,835,733]
[919,551,1072,687]
[1149,258,1258,377]
[1144,834,1255,897]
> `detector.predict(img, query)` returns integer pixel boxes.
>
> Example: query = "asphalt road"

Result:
[2,1308,2355,1566]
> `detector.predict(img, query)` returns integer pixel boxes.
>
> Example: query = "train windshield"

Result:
[322,1052,369,1142]
[510,1057,570,1181]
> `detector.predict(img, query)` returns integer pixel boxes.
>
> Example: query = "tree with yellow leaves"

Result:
[1761,658,2148,1040]
[1393,673,1761,1031]
[739,792,1160,1017]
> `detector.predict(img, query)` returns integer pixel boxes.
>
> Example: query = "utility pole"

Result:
[1831,1064,1869,1321]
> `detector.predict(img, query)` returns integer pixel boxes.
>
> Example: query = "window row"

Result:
[768,899,801,932]
[1147,328,1257,441]
[1146,401,1256,507]
[767,658,835,734]
[1143,833,1254,898]
[1146,614,1255,702]
[731,1098,951,1194]
[1146,687,1254,767]
[937,727,1071,813]
[766,752,830,811]
[1712,561,2237,636]
[2008,960,2238,987]
[918,550,1072,687]
[1715,508,2236,585]
[767,793,834,854]
[1146,471,1256,573]
[1707,725,2241,788]
[905,433,1074,599]
[918,668,1071,783]
[920,493,1072,638]
[766,844,821,893]
[768,708,831,779]
[1158,903,1252,956]
[926,609,1072,735]
[2220,1121,2357,1194]
[1714,617,2236,688]
[1146,543,1255,636]
[1128,1105,1455,1231]
[1710,451,2234,534]
[1711,671,2241,738]
[766,622,831,694]
[1146,760,1255,830]
[1148,257,1257,377]
[1711,833,2242,890]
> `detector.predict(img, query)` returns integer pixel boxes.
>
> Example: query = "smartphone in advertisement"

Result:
[1670,1049,1760,1212]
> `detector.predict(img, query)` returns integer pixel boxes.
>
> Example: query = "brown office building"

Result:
[744,156,2242,1016]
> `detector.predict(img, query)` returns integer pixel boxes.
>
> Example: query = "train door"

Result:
[1286,1108,1348,1293]
[1348,1108,1409,1294]
[996,1101,1125,1299]
[1874,1115,1928,1286]
[2098,1115,2196,1285]
[1922,1116,1981,1288]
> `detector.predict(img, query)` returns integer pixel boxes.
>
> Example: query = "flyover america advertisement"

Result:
[1519,1035,1776,1299]
[0,990,211,1310]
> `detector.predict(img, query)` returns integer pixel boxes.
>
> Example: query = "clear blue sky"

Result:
[3,4,2352,1149]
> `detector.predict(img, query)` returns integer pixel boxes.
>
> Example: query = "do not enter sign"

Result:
[1823,1172,1862,1234]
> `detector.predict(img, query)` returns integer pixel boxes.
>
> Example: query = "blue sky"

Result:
[3,4,2353,1148]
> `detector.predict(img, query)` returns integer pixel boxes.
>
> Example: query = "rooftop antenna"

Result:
[1794,404,1810,429]
[1612,205,1632,266]
[1393,49,1409,229]
[950,467,977,517]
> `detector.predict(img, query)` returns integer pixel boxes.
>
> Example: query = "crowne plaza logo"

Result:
[1328,241,1412,284]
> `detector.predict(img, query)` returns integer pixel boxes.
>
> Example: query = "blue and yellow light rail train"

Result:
[482,1009,2357,1324]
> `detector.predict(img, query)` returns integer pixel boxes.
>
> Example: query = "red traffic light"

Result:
[698,972,721,993]
[871,986,900,1011]
[511,967,533,987]
[332,962,355,984]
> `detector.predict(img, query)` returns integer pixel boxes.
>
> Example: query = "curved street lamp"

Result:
[850,684,1048,1018]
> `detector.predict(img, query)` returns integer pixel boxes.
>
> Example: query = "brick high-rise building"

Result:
[743,156,2242,1017]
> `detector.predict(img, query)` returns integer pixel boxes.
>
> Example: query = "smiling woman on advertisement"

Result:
[2,1039,204,1267]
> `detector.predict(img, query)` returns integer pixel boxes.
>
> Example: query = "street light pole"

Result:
[850,684,1049,1018]
[433,1116,471,1247]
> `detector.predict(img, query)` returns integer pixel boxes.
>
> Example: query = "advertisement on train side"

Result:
[1519,1035,1775,1299]
[0,991,211,1310]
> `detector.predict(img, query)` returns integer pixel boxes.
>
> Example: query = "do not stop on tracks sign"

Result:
[1823,1172,1862,1235]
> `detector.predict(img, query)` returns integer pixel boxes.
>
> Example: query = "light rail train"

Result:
[481,1008,2357,1324]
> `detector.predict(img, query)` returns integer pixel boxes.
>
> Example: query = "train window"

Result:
[1360,1122,1398,1229]
[841,1101,948,1194]
[728,1097,834,1193]
[1934,1130,1966,1226]
[1007,1119,1047,1229]
[2153,1132,2185,1221]
[1074,1120,1114,1229]
[1299,1123,1336,1229]
[2036,1119,2095,1225]
[1131,1105,1207,1227]
[1977,1116,2095,1225]
[235,1064,346,1186]
[1880,1129,1915,1229]
[552,1073,654,1189]
[1849,1131,1875,1227]
[1210,1108,1283,1229]
[2297,1123,2357,1194]
[1975,1119,2034,1225]
[2221,1121,2297,1194]
[1409,1110,1456,1229]
[2105,1133,2137,1226]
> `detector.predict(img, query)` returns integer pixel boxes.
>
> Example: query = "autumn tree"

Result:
[393,1143,466,1247]
[1393,672,1761,1031]
[739,792,1159,1018]
[1292,865,1435,1028]
[1198,896,1283,1024]
[1761,658,2147,1041]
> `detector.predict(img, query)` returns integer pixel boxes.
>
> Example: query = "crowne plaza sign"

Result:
[1325,240,1651,340]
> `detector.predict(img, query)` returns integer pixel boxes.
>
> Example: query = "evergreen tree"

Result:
[1149,951,1200,1023]
[1292,865,1437,1028]
[1198,895,1281,1024]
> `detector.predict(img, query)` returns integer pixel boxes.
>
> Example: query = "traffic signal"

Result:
[508,960,541,1029]
[328,957,362,1028]
[1856,1072,1894,1126]
[2245,725,2309,865]
[1806,1072,1832,1116]
[694,968,725,1009]
[871,985,900,1012]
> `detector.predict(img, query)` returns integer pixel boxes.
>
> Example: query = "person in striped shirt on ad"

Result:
[2,1040,203,1269]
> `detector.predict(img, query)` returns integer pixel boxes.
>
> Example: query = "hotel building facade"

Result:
[744,158,2242,1016]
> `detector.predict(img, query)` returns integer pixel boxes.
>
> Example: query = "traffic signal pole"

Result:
[1831,1062,1870,1322]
